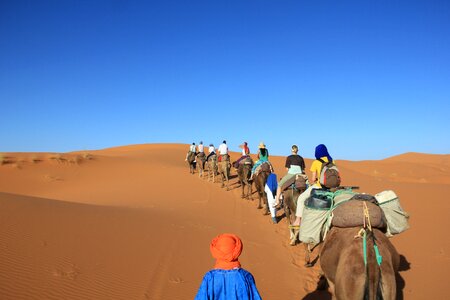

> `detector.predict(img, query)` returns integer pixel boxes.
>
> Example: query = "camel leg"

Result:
[290,227,300,246]
[305,244,313,266]
[257,194,262,209]
[225,167,230,191]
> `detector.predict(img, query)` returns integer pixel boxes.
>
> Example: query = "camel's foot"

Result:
[241,194,245,198]
[289,226,300,246]
[257,205,262,209]
[262,209,270,216]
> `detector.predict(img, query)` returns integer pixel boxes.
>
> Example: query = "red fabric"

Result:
[210,233,243,270]
[244,145,250,155]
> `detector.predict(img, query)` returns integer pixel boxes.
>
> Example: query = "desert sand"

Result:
[0,144,449,299]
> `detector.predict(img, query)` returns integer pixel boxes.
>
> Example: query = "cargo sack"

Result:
[333,189,356,205]
[375,190,410,237]
[295,174,308,192]
[318,158,341,188]
[299,189,334,246]
[305,189,334,209]
[299,206,329,246]
[331,199,386,229]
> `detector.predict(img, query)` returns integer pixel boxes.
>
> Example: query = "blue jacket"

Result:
[194,268,262,300]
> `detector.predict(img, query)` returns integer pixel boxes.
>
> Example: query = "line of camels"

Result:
[187,151,404,300]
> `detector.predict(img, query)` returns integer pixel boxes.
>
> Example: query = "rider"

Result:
[185,142,197,161]
[233,142,250,168]
[273,145,306,207]
[291,144,335,229]
[206,143,216,162]
[198,141,204,153]
[218,140,229,162]
[251,142,269,176]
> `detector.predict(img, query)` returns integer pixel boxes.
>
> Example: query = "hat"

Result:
[210,233,242,270]
[258,142,266,149]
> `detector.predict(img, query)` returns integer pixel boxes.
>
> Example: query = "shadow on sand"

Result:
[396,254,411,300]
[302,254,410,300]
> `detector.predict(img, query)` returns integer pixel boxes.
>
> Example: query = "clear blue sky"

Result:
[1,0,449,160]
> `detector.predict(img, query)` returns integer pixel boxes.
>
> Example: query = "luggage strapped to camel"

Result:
[299,188,410,247]
[374,190,410,237]
[280,174,308,193]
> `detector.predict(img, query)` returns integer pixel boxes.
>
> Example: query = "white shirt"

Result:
[209,146,215,153]
[189,145,196,152]
[218,143,228,155]
[198,144,204,153]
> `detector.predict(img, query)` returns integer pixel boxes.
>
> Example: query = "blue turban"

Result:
[315,144,333,162]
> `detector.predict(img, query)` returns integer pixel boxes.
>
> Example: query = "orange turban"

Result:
[210,233,243,270]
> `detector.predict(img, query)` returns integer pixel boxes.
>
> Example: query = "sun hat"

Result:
[258,142,266,149]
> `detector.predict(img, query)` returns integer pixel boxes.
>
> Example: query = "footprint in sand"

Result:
[168,277,185,284]
[43,174,63,182]
[53,264,80,280]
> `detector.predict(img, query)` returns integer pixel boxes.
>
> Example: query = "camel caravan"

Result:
[185,141,410,300]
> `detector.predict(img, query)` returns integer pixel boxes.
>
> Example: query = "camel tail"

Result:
[363,231,383,300]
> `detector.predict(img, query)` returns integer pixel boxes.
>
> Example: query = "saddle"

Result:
[218,154,230,162]
[281,174,307,193]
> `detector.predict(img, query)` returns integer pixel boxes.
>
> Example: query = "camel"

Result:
[218,154,231,190]
[320,226,400,300]
[206,154,218,183]
[282,186,303,246]
[186,151,196,174]
[196,152,206,179]
[236,156,253,199]
[253,162,271,215]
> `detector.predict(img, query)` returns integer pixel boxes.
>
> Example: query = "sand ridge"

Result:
[0,144,449,299]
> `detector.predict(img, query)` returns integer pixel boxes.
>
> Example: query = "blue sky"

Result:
[1,0,449,160]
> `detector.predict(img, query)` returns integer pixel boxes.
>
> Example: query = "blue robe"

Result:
[194,268,262,300]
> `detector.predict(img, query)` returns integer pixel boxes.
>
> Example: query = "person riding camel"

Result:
[198,141,204,153]
[291,144,335,231]
[185,142,197,161]
[250,142,270,177]
[206,143,216,161]
[233,142,250,168]
[218,140,229,162]
[194,233,262,300]
[273,145,306,207]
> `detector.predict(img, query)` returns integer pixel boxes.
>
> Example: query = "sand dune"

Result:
[0,144,449,299]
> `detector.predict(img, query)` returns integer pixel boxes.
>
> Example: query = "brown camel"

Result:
[206,154,218,183]
[253,163,271,215]
[282,186,303,246]
[320,226,400,300]
[186,151,196,174]
[196,152,206,179]
[236,157,253,199]
[218,154,231,190]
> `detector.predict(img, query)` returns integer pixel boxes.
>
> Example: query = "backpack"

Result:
[318,158,341,188]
